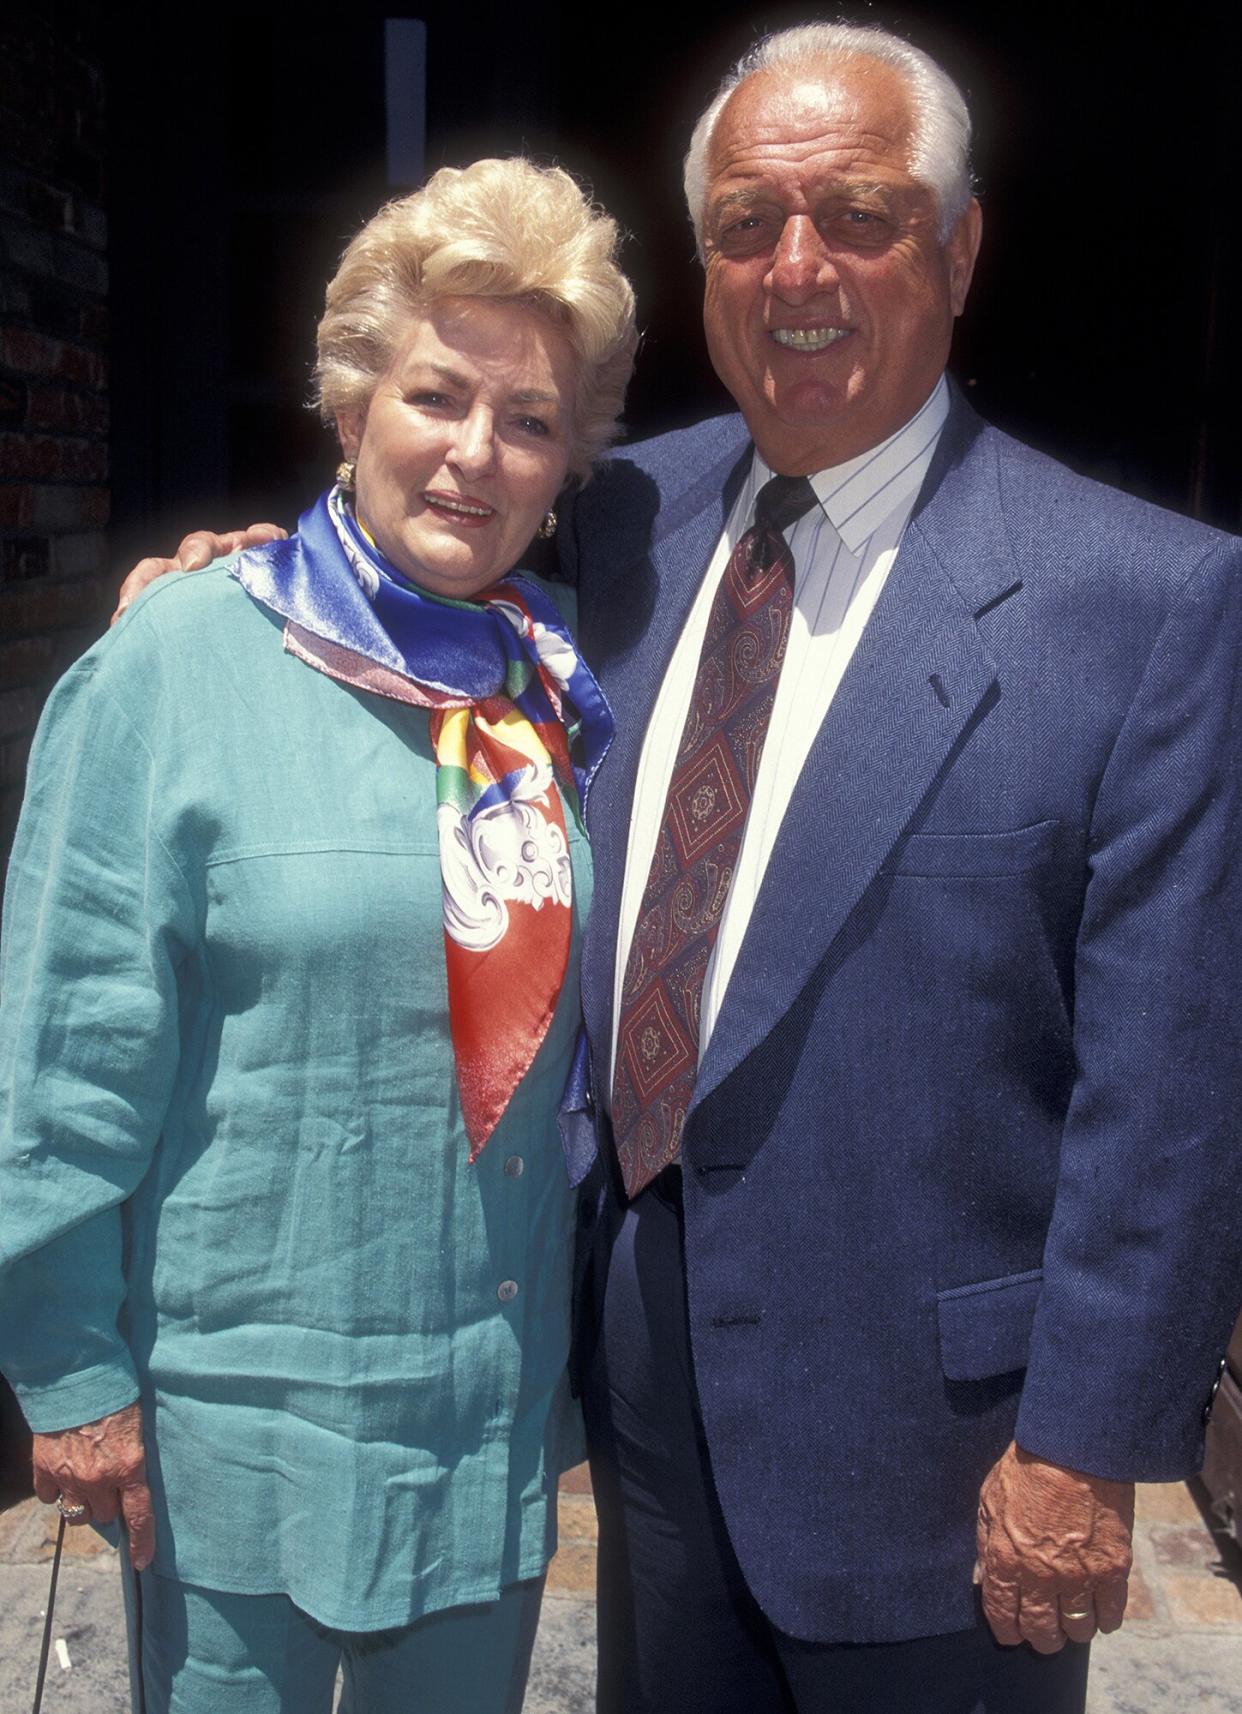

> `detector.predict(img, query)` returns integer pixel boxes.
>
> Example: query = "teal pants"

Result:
[121,1562,546,1714]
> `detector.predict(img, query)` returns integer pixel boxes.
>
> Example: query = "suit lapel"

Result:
[692,402,1017,1109]
[576,397,1021,1114]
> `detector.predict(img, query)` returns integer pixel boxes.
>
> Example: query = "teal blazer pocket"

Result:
[881,820,1060,878]
[936,1268,1043,1381]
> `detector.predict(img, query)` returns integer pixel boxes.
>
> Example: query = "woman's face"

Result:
[337,297,578,599]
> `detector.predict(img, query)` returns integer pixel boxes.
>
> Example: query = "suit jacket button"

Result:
[1204,1356,1228,1423]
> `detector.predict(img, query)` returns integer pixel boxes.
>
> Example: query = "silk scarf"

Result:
[233,485,612,1158]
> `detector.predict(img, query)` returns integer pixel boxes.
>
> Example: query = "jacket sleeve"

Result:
[0,631,197,1432]
[1015,537,1242,1480]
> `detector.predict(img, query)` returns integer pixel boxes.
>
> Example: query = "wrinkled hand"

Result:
[111,522,287,624]
[975,1441,1133,1653]
[32,1402,156,1570]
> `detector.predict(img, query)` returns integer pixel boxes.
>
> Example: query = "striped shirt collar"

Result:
[748,375,950,556]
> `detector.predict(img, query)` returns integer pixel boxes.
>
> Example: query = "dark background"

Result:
[107,0,1242,559]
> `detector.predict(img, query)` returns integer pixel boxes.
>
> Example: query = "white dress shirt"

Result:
[610,376,951,1088]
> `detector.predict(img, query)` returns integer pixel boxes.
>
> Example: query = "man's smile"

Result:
[768,325,852,352]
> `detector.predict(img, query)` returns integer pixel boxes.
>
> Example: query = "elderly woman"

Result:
[0,158,635,1713]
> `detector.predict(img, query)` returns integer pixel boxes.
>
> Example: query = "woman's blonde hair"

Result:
[314,158,637,481]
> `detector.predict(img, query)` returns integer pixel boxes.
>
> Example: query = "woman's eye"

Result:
[409,391,450,409]
[516,416,551,438]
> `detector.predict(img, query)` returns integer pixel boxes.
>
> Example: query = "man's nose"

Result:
[449,407,497,478]
[765,215,838,302]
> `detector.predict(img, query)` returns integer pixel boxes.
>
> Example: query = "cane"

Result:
[31,1510,146,1714]
[31,1513,66,1714]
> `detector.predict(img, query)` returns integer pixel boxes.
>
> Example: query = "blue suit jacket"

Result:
[562,394,1242,1644]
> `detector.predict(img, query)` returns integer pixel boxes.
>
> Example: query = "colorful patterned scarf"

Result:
[233,485,612,1159]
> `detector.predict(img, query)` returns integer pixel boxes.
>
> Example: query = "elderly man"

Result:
[118,22,1241,1714]
[558,22,1242,1714]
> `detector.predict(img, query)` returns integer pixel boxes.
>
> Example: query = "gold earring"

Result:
[336,460,356,492]
[537,510,557,540]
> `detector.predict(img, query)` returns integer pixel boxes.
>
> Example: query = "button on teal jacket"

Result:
[0,563,589,1630]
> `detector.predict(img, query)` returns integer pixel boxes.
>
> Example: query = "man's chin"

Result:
[751,383,869,473]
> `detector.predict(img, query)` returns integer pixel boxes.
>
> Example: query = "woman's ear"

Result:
[335,408,364,460]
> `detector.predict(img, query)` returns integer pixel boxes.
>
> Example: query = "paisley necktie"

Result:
[612,474,819,1198]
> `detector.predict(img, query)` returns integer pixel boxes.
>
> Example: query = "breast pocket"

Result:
[204,842,445,1013]
[881,820,1060,878]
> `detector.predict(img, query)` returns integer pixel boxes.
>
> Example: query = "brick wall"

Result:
[0,2,111,864]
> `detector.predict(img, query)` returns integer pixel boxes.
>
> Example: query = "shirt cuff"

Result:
[9,1354,141,1435]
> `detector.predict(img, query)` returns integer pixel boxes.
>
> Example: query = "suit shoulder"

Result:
[582,413,747,518]
[564,414,748,587]
[605,412,750,484]
[983,423,1240,588]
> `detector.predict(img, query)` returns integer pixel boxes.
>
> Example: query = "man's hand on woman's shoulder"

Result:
[112,523,288,624]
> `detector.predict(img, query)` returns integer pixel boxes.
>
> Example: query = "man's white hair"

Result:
[683,22,974,259]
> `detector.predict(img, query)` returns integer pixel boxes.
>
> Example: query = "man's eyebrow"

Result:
[708,181,907,220]
[821,182,893,203]
[709,188,771,220]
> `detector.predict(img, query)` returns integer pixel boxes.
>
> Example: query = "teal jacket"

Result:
[0,563,589,1630]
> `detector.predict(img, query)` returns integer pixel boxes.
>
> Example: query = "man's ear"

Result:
[948,198,983,318]
[335,408,365,460]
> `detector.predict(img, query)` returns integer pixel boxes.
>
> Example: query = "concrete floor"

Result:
[2,1469,1239,1712]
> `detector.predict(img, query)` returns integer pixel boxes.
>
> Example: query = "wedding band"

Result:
[1061,1604,1091,1621]
[55,1495,88,1521]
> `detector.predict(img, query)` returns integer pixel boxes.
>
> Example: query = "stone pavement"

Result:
[2,1470,1239,1713]
[527,1461,598,1712]
[1087,1481,1242,1714]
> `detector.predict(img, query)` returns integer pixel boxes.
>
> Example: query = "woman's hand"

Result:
[111,522,288,624]
[32,1402,156,1570]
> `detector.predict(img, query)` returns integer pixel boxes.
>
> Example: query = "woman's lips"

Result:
[422,490,495,526]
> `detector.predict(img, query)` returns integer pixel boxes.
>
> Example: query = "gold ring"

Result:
[1061,1605,1091,1621]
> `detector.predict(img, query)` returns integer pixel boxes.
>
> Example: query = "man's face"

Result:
[701,58,982,474]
